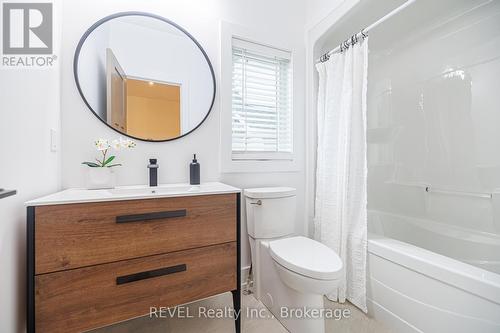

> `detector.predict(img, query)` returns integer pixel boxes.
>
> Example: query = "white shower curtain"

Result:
[314,39,368,312]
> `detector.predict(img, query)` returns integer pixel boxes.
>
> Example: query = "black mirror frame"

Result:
[73,11,216,142]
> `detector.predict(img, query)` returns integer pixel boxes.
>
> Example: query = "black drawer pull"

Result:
[115,209,187,223]
[116,264,187,285]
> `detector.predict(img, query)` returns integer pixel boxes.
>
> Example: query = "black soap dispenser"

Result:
[190,154,200,185]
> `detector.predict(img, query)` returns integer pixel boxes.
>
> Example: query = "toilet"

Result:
[245,187,343,333]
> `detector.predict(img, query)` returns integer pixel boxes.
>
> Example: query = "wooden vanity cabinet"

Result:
[27,193,241,333]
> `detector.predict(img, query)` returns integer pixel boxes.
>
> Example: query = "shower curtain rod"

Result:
[316,0,417,63]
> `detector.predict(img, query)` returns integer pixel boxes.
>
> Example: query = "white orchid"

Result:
[111,137,137,150]
[120,137,136,149]
[94,138,110,151]
[84,137,136,168]
[111,138,122,150]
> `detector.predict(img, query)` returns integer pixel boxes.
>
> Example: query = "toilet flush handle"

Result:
[250,200,262,205]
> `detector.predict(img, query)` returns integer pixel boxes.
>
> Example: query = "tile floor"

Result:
[93,292,391,333]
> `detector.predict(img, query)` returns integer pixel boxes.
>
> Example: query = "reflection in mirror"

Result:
[75,13,215,141]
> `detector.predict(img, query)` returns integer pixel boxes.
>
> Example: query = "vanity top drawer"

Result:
[35,193,237,274]
[35,242,236,333]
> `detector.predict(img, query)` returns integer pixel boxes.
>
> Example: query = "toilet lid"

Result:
[269,236,342,280]
[244,187,296,199]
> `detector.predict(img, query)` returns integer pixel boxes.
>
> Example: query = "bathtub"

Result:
[366,212,500,333]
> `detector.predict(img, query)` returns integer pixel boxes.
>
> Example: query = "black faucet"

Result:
[148,159,158,187]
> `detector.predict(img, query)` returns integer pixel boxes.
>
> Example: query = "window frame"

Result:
[231,38,293,159]
[220,21,300,173]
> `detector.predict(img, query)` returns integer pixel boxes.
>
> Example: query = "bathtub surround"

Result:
[314,39,369,312]
[363,0,500,329]
[306,0,500,331]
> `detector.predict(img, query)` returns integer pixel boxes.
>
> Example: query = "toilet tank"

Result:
[244,187,296,239]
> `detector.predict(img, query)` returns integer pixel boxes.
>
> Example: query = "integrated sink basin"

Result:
[25,182,241,206]
[107,184,200,196]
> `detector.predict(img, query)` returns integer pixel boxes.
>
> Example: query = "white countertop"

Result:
[26,182,241,206]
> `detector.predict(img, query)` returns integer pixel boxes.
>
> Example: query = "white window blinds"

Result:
[231,38,293,158]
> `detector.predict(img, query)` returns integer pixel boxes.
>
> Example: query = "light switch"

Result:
[50,129,58,152]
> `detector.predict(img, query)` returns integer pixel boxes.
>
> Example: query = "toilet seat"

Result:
[269,236,342,280]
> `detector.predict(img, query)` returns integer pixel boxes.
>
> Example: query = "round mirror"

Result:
[74,12,215,142]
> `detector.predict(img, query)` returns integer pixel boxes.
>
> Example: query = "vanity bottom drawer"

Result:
[35,242,236,333]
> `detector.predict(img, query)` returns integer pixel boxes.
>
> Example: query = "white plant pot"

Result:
[85,167,116,189]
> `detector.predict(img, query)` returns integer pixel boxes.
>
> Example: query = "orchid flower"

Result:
[83,137,136,168]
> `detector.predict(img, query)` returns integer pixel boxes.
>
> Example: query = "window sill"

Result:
[231,152,293,161]
[221,157,300,174]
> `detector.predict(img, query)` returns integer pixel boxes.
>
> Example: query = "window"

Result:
[231,38,293,160]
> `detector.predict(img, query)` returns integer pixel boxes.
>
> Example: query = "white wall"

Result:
[0,72,60,333]
[60,0,307,271]
[305,0,344,29]
[0,3,61,333]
